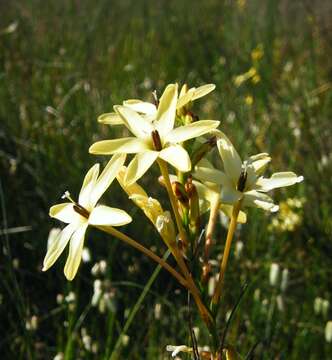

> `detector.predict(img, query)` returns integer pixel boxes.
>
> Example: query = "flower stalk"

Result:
[96,225,188,288]
[212,200,242,307]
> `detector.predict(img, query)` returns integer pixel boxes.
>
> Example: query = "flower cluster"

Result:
[43,82,303,358]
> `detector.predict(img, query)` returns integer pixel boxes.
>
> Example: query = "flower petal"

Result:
[64,223,88,281]
[117,166,148,198]
[248,153,271,175]
[165,120,220,143]
[114,105,153,138]
[243,190,279,212]
[42,223,77,271]
[125,151,159,185]
[176,88,195,109]
[256,172,304,192]
[49,203,76,223]
[79,164,100,208]
[123,99,157,115]
[217,134,242,185]
[191,84,216,101]
[90,153,126,206]
[89,137,149,155]
[89,205,132,226]
[220,186,243,204]
[194,165,231,187]
[98,112,124,125]
[155,84,178,136]
[159,145,191,172]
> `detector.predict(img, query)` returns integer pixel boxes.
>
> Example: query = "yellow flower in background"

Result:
[251,44,264,61]
[117,167,176,245]
[89,84,219,185]
[234,67,257,87]
[194,131,303,212]
[97,83,216,126]
[43,154,132,280]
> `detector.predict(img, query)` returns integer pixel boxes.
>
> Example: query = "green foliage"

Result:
[0,0,331,359]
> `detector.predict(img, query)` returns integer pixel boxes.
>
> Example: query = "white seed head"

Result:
[269,263,280,287]
[325,321,332,343]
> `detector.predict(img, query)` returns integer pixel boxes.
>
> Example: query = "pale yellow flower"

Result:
[194,132,303,212]
[193,159,247,223]
[97,83,215,125]
[43,154,132,280]
[89,84,219,185]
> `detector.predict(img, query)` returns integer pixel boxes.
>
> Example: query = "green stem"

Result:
[157,159,214,328]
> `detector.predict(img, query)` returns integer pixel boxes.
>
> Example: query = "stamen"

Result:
[62,191,90,218]
[237,167,248,192]
[62,191,75,203]
[151,130,162,151]
[73,204,90,219]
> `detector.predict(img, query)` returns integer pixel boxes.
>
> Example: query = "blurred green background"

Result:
[1,0,331,359]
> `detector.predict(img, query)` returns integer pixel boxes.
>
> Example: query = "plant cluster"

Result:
[43,83,303,359]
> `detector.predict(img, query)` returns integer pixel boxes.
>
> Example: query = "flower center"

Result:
[151,130,162,151]
[237,167,248,192]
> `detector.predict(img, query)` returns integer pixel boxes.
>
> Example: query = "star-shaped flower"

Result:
[194,132,303,212]
[193,159,247,223]
[97,83,216,126]
[43,154,132,280]
[89,84,219,185]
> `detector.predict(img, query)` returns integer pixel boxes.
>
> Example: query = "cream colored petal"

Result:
[90,154,126,207]
[42,223,77,271]
[89,137,149,155]
[165,120,220,143]
[125,151,159,185]
[98,112,124,125]
[244,164,257,191]
[217,134,242,185]
[89,205,132,226]
[220,186,243,204]
[176,88,195,109]
[194,180,218,205]
[155,84,178,136]
[114,105,153,138]
[159,145,191,172]
[191,84,216,101]
[117,166,148,198]
[129,194,163,224]
[64,223,88,281]
[220,204,247,223]
[243,190,279,212]
[256,172,304,192]
[249,153,271,175]
[194,165,231,187]
[79,164,100,208]
[49,203,76,223]
[123,99,157,115]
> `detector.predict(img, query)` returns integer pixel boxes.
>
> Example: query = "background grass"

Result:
[1,0,332,358]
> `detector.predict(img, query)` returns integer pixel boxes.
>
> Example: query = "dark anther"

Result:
[237,168,248,192]
[151,130,162,151]
[73,204,90,219]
